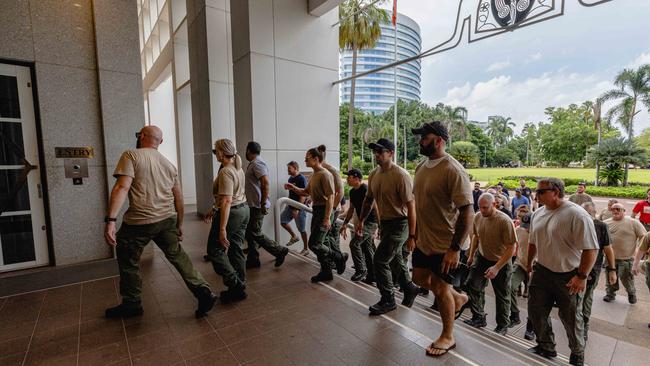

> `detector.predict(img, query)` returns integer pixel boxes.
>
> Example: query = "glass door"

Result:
[0,63,49,272]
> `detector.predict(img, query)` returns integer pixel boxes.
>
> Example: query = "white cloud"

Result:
[525,52,543,63]
[486,60,512,72]
[628,52,650,69]
[441,70,614,133]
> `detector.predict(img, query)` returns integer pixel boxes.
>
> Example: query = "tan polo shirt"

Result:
[307,169,334,206]
[604,217,646,259]
[413,154,473,254]
[514,227,530,269]
[323,163,343,209]
[113,148,178,225]
[473,210,517,261]
[213,164,246,206]
[366,163,414,221]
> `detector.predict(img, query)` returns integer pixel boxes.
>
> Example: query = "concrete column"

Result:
[231,0,340,240]
[187,0,235,215]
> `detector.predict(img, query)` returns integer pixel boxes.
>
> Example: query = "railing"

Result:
[273,197,352,242]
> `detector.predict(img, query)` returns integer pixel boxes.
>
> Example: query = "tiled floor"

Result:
[1,212,649,365]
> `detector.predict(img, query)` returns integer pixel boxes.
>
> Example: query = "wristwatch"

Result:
[104,217,117,223]
[576,272,588,280]
[449,243,461,252]
[606,267,616,272]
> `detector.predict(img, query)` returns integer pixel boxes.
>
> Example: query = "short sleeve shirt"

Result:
[529,201,599,272]
[323,163,344,209]
[113,148,178,225]
[413,155,473,254]
[366,164,414,221]
[568,193,593,206]
[514,227,530,269]
[245,157,270,208]
[213,164,246,206]
[288,174,307,202]
[307,169,334,206]
[632,200,650,224]
[350,184,377,224]
[592,218,611,266]
[473,210,517,261]
[604,217,646,259]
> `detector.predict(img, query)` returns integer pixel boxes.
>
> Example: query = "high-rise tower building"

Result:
[339,12,422,114]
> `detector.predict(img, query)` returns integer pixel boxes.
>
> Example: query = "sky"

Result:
[377,0,650,135]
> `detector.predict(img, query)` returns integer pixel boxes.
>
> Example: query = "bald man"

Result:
[104,126,217,319]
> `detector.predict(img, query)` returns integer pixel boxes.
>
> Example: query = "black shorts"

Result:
[412,247,469,287]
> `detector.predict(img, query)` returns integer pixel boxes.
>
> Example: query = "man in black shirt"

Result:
[581,202,617,341]
[472,182,483,213]
[340,169,378,282]
[280,161,309,255]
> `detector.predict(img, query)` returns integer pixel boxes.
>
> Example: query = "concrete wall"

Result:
[0,0,144,266]
[231,0,341,240]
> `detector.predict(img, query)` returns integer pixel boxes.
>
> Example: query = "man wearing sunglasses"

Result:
[603,203,646,304]
[526,178,598,366]
[104,126,217,319]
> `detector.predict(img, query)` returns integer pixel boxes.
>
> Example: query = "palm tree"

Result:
[600,64,650,185]
[339,0,389,170]
[521,122,537,166]
[435,103,468,145]
[486,116,515,147]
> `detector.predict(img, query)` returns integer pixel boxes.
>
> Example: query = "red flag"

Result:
[392,0,397,26]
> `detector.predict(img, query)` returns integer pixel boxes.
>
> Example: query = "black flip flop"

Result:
[455,301,471,320]
[426,342,456,357]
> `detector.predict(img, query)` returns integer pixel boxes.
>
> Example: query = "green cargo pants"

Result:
[606,258,636,297]
[466,253,512,327]
[509,264,528,316]
[325,210,343,257]
[309,206,336,271]
[374,218,411,297]
[349,221,377,276]
[528,264,585,357]
[207,204,249,289]
[116,216,210,304]
[246,207,285,262]
[583,259,603,333]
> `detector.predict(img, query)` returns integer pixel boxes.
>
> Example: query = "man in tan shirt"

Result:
[464,193,517,335]
[104,126,216,319]
[568,182,593,206]
[286,147,348,282]
[410,122,473,357]
[357,138,422,316]
[604,203,646,304]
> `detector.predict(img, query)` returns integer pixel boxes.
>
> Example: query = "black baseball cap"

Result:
[368,138,395,152]
[345,169,363,179]
[411,121,449,141]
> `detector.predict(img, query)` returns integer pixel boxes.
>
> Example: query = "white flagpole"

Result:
[393,10,398,164]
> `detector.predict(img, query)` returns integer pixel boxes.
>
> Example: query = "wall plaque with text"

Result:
[55,147,94,159]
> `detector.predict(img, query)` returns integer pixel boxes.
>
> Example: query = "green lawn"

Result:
[466,168,650,184]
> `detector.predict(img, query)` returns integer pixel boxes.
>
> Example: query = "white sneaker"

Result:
[300,249,310,256]
[286,237,300,246]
